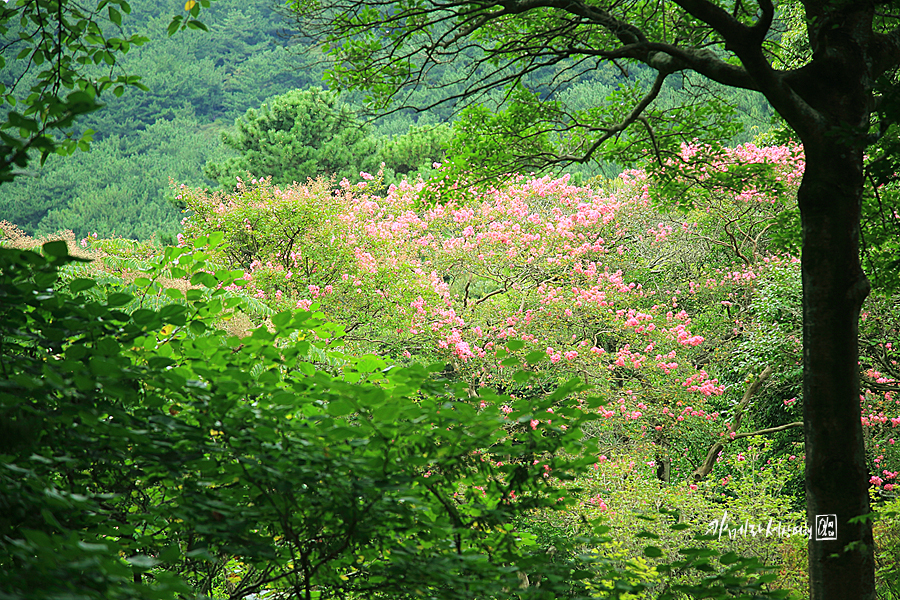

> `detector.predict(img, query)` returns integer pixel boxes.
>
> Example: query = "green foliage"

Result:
[0,0,329,238]
[447,85,562,177]
[0,0,222,183]
[377,122,451,182]
[0,241,196,599]
[299,1,775,181]
[5,239,689,600]
[0,0,147,182]
[78,0,322,140]
[0,110,222,239]
[872,498,900,597]
[860,124,900,295]
[204,88,380,188]
[179,176,354,297]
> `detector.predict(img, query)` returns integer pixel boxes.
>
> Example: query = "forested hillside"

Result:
[0,0,317,240]
[0,0,772,241]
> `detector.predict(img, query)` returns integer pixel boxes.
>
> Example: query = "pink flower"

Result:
[587,495,608,510]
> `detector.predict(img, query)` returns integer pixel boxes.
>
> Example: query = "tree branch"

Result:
[732,421,803,439]
[691,365,774,481]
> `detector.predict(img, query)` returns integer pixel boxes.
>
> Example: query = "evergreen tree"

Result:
[205,87,379,187]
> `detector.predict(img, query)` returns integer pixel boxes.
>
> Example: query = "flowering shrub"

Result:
[175,145,827,482]
[169,142,900,517]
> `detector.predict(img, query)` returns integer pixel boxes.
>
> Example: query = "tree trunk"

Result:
[799,141,874,600]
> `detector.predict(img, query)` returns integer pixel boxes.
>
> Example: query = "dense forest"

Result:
[0,0,772,242]
[2,1,899,600]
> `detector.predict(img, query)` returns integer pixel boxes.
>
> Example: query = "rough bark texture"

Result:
[778,6,877,596]
[798,142,874,600]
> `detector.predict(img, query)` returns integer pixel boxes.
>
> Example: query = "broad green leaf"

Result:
[506,340,525,351]
[327,398,355,416]
[106,292,133,307]
[69,278,96,292]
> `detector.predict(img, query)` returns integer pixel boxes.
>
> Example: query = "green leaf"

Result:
[720,551,740,565]
[373,404,399,422]
[511,370,533,383]
[106,292,133,307]
[271,310,292,328]
[167,16,183,36]
[327,398,355,416]
[127,555,159,569]
[524,351,547,364]
[131,309,157,325]
[42,240,69,258]
[159,304,187,324]
[506,340,525,351]
[190,272,217,288]
[357,354,382,372]
[95,337,121,356]
[108,6,122,26]
[643,546,663,558]
[70,278,96,292]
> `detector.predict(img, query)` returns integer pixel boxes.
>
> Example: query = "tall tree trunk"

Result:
[799,141,874,600]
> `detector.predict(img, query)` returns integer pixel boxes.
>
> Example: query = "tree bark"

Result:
[798,140,874,600]
[761,5,878,595]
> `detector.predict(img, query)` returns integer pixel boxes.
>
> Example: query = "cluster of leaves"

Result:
[170,147,900,588]
[0,0,329,238]
[1,234,805,599]
[203,88,380,189]
[0,109,223,241]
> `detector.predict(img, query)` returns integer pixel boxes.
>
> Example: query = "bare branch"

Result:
[732,421,804,439]
[692,365,775,481]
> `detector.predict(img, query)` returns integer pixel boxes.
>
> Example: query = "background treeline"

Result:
[0,0,773,241]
